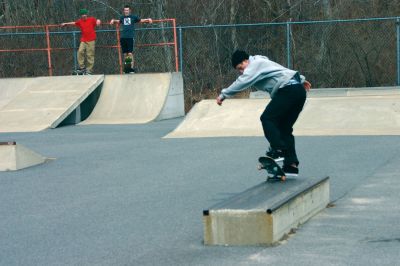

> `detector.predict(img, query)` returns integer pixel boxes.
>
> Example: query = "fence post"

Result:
[73,31,77,70]
[45,25,53,76]
[397,18,400,86]
[172,19,179,72]
[178,26,183,73]
[286,21,291,69]
[115,24,123,74]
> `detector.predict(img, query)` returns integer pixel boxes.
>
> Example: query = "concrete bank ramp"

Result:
[80,73,184,125]
[0,78,33,109]
[0,142,49,171]
[0,75,103,133]
[166,99,266,138]
[166,94,400,138]
[296,95,400,135]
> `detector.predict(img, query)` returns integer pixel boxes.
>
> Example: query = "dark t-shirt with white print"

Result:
[119,15,141,39]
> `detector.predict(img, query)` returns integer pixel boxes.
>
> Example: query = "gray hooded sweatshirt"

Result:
[219,55,305,100]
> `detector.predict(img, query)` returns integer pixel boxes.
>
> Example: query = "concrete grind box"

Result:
[203,177,329,246]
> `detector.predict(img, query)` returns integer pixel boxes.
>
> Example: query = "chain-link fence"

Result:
[0,19,178,77]
[1,17,400,111]
[177,17,400,110]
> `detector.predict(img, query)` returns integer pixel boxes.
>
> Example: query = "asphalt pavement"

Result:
[0,118,399,265]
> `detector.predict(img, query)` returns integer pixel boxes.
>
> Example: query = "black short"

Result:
[120,38,134,53]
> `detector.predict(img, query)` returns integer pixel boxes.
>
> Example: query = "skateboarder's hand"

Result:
[96,19,101,26]
[216,96,224,106]
[303,80,312,92]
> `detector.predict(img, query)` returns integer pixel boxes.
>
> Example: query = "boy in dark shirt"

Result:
[110,5,152,73]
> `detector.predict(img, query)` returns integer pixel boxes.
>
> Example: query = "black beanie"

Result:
[231,50,249,68]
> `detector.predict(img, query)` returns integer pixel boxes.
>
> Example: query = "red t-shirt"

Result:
[75,17,97,42]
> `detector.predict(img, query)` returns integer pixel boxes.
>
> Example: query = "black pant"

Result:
[260,84,306,166]
[120,38,134,53]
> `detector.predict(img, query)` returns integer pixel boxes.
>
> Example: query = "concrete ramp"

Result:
[0,142,49,171]
[296,95,400,135]
[80,73,184,125]
[166,94,400,138]
[0,75,104,133]
[0,78,32,109]
[166,99,265,138]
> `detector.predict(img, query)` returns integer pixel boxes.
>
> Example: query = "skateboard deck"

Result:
[258,156,286,181]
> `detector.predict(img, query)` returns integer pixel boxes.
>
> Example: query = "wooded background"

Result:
[1,0,399,26]
[1,0,400,109]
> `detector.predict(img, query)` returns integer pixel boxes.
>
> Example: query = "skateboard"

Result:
[72,69,85,75]
[123,57,135,73]
[257,156,286,181]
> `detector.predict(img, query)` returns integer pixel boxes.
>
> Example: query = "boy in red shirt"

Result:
[61,9,101,74]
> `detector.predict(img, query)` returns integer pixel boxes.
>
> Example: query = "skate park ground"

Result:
[1,118,400,265]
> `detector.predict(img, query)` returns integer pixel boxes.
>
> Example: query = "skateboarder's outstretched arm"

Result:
[216,62,259,106]
[110,18,153,24]
[61,20,100,27]
[140,18,153,23]
[109,19,120,25]
[60,22,76,27]
[217,78,312,105]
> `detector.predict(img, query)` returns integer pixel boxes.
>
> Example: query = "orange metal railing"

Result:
[0,18,179,76]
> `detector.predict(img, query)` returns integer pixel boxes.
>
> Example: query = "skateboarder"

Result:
[61,9,101,75]
[110,5,153,73]
[216,50,312,176]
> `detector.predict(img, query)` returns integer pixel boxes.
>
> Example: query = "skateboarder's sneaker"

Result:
[266,148,284,162]
[84,69,92,75]
[282,164,299,177]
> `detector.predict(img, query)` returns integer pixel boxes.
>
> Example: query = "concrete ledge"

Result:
[250,86,400,99]
[203,176,330,246]
[0,142,50,171]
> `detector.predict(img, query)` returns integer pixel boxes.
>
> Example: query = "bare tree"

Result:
[1,0,400,103]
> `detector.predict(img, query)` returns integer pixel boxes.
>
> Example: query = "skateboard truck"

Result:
[258,156,286,182]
